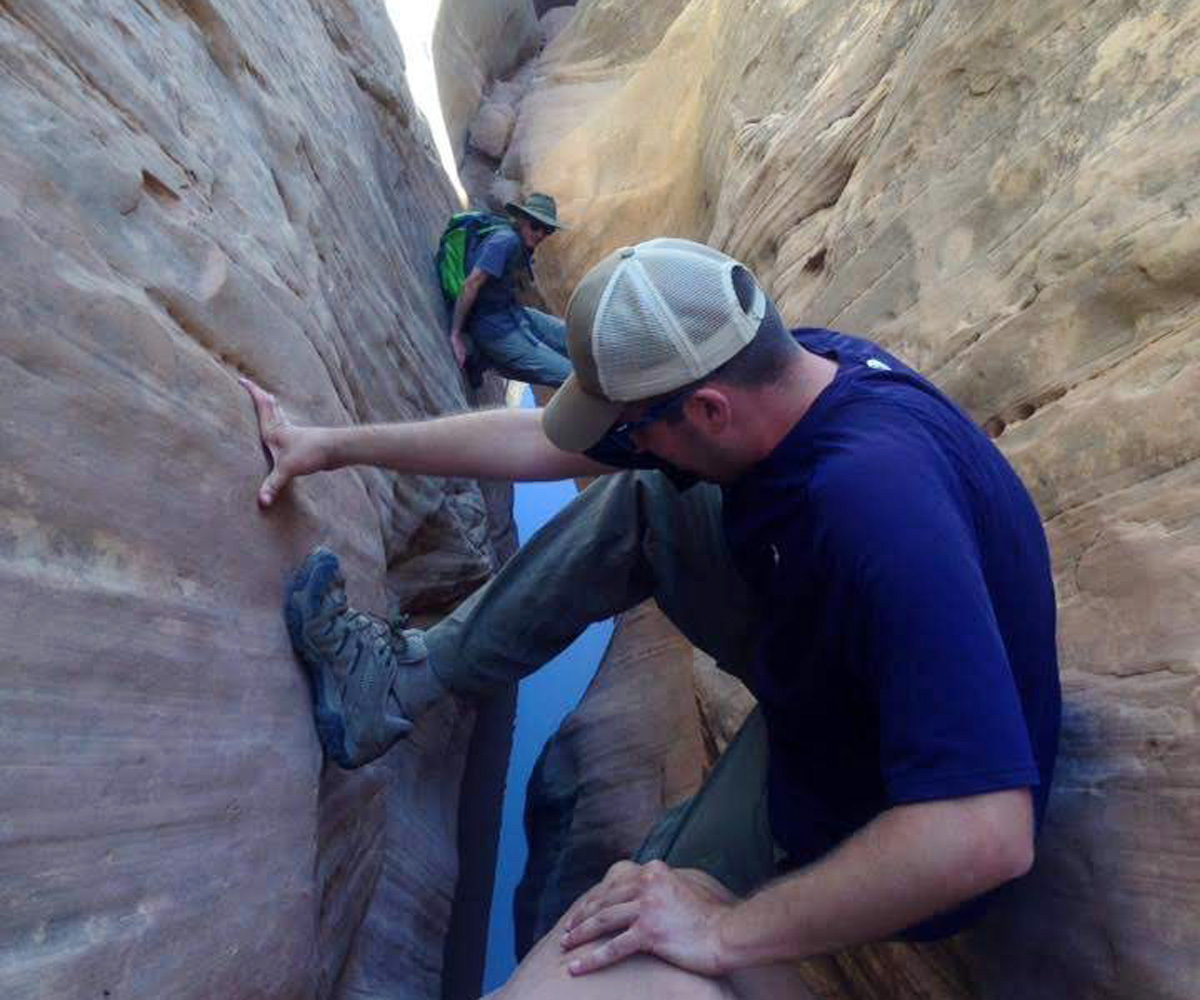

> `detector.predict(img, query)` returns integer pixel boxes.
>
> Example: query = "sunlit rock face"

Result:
[434,0,541,162]
[0,1,517,998]
[514,1,1200,996]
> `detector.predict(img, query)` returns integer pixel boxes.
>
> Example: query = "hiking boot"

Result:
[284,546,431,769]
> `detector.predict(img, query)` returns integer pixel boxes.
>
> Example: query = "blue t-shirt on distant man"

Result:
[466,225,530,316]
[589,327,1062,939]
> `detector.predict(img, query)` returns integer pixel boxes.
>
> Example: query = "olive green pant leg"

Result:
[634,707,776,897]
[424,470,762,696]
[423,469,773,897]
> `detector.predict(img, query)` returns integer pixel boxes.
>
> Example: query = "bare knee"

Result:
[490,908,736,1000]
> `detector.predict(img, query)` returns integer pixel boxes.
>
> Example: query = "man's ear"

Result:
[687,386,732,434]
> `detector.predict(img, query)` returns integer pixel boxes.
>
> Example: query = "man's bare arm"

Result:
[449,268,489,367]
[713,787,1034,969]
[239,377,615,508]
[561,788,1034,977]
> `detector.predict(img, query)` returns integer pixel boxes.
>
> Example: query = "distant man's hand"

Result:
[560,861,737,978]
[239,376,325,508]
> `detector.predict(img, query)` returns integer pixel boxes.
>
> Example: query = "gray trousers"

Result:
[425,470,777,895]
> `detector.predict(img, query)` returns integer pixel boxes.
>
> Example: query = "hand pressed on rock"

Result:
[239,376,325,508]
[560,860,737,978]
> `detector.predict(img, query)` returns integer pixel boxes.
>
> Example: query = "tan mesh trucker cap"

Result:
[543,238,767,452]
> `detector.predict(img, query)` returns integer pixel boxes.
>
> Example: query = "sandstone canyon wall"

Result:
[503,2,1200,998]
[5,1,1198,998]
[513,602,715,958]
[0,2,528,998]
[434,0,541,163]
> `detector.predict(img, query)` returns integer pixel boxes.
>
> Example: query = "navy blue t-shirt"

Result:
[467,226,530,314]
[721,329,1061,937]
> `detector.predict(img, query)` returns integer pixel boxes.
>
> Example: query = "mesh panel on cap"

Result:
[593,245,748,399]
[593,263,687,397]
[640,248,738,354]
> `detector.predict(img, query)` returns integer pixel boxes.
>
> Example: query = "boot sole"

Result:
[284,549,356,768]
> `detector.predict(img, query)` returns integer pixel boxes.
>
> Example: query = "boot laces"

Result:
[345,610,411,658]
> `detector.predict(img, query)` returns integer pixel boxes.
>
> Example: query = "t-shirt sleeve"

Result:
[809,441,1040,807]
[473,229,519,279]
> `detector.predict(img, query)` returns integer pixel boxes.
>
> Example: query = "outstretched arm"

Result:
[240,377,614,508]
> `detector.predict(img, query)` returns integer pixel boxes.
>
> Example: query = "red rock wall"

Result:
[0,2,519,998]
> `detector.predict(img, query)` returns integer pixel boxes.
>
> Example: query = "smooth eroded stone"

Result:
[514,601,707,957]
[469,101,519,160]
[434,0,542,162]
[0,1,526,998]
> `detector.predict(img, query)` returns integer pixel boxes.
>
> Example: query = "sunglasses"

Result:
[606,384,697,452]
[528,220,553,236]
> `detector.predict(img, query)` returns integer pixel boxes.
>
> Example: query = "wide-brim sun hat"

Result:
[543,238,766,452]
[505,191,567,231]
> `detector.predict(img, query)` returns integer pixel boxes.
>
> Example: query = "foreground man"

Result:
[244,239,1060,997]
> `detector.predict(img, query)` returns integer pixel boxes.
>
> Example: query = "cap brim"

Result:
[542,373,624,452]
[506,203,567,231]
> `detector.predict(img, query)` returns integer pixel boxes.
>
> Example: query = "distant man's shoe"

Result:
[284,547,440,769]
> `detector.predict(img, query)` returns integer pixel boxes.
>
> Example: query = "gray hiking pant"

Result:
[425,470,778,895]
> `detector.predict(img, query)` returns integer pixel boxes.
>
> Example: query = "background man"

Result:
[243,238,1061,996]
[450,191,572,388]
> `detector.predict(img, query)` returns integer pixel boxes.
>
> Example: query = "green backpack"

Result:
[435,211,511,302]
